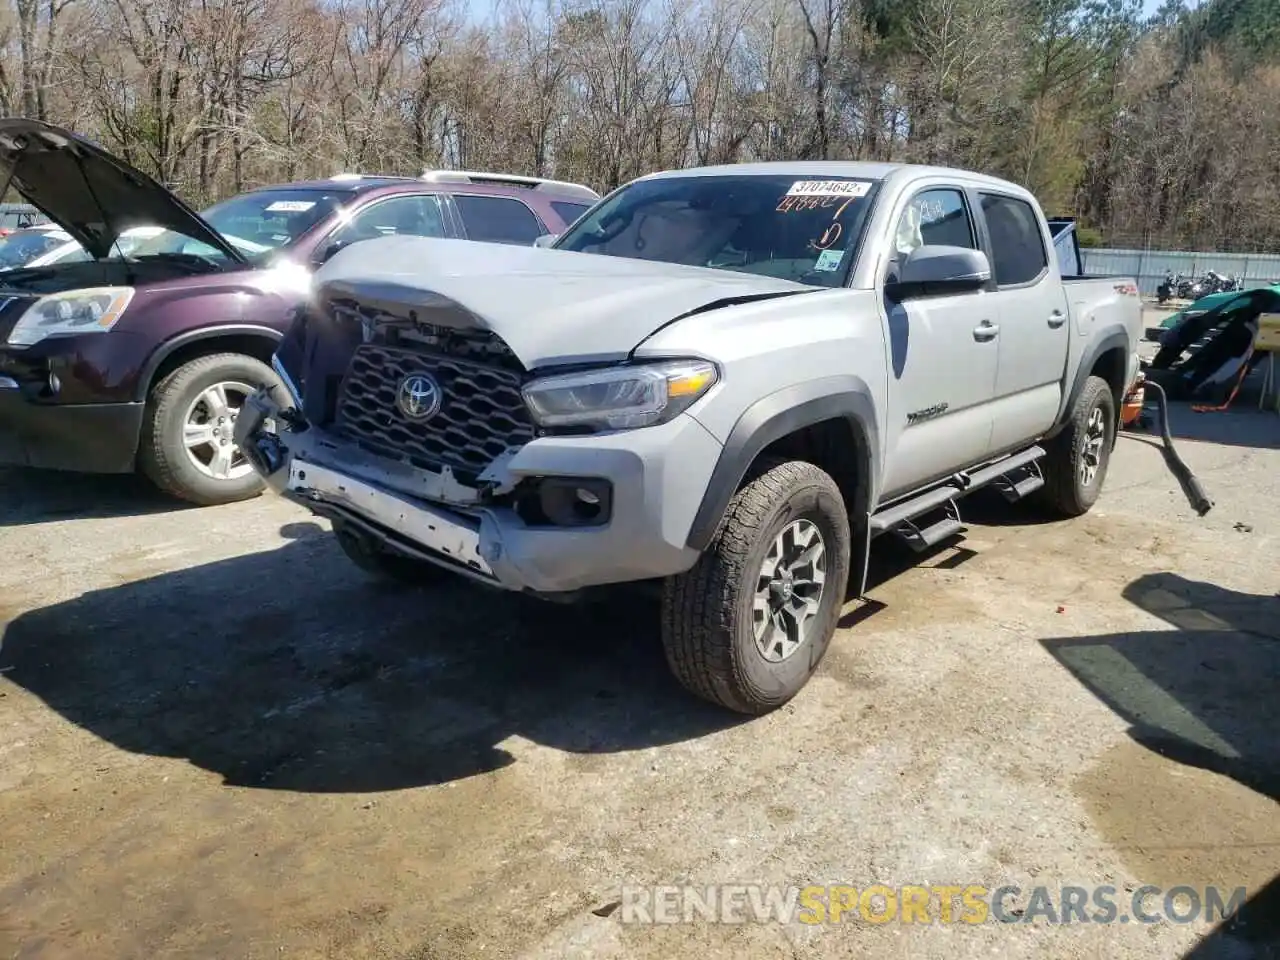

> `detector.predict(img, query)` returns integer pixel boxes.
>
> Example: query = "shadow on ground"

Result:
[1042,572,1280,958]
[0,522,745,793]
[0,467,188,527]
[1127,392,1280,451]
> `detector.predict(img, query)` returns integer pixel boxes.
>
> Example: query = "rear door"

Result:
[977,191,1071,453]
[877,184,1000,498]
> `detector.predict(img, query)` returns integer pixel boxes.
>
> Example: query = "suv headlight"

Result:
[522,359,719,431]
[6,287,135,347]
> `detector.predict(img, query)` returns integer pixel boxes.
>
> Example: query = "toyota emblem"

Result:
[395,372,443,421]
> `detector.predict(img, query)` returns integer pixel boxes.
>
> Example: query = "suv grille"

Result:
[335,343,535,476]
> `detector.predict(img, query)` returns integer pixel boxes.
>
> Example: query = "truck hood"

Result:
[313,235,814,368]
[0,118,245,264]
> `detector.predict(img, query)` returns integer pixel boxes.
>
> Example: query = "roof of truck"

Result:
[638,161,1029,195]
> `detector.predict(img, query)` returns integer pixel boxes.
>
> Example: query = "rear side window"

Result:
[550,201,592,227]
[981,194,1048,286]
[454,195,544,245]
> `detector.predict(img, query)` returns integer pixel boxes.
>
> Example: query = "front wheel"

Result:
[139,352,283,506]
[1039,375,1116,518]
[660,460,851,714]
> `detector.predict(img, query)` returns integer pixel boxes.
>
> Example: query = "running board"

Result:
[992,460,1045,503]
[870,446,1047,538]
[894,499,964,553]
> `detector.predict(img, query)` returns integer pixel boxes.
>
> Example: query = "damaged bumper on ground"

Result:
[233,363,719,596]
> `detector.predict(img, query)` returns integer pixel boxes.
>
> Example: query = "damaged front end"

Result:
[233,294,616,592]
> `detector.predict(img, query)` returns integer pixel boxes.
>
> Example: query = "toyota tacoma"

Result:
[236,161,1143,714]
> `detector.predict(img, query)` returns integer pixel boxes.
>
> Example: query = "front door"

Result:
[878,186,1000,498]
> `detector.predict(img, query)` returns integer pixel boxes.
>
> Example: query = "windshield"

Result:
[553,174,880,286]
[127,188,346,266]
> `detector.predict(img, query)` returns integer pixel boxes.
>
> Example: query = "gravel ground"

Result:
[1,385,1277,959]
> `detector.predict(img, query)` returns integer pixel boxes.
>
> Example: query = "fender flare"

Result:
[685,376,881,552]
[134,324,284,402]
[1047,328,1129,438]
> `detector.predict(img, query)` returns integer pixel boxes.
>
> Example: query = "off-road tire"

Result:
[1040,374,1116,518]
[333,519,448,586]
[139,353,282,506]
[660,460,851,715]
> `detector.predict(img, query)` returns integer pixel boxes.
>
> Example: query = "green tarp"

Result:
[1159,283,1280,329]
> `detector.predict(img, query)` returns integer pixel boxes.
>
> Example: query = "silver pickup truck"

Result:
[236,161,1143,715]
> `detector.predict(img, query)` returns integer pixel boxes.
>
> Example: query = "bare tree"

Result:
[0,0,1276,249]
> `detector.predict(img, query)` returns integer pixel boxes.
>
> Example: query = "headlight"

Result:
[6,287,135,347]
[522,359,719,431]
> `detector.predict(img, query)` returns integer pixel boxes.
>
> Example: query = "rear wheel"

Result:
[660,460,851,714]
[332,518,448,586]
[139,353,281,506]
[1040,374,1116,517]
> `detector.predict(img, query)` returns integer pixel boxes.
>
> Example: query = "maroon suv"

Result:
[0,118,598,505]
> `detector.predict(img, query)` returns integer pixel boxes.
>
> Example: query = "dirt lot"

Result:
[1,394,1277,959]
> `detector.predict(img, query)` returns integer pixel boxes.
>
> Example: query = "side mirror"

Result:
[532,233,559,249]
[316,240,346,265]
[887,245,991,300]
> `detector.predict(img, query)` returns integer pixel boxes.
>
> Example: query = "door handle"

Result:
[973,320,999,342]
[1048,310,1066,328]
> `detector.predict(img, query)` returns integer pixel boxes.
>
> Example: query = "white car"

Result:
[27,225,272,268]
[25,225,169,268]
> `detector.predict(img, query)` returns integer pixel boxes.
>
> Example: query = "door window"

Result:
[980,193,1048,286]
[550,200,593,227]
[454,195,545,245]
[329,194,447,248]
[893,188,977,260]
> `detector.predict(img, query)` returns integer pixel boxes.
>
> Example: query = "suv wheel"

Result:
[139,353,281,506]
[661,460,851,714]
[1040,374,1116,517]
[332,518,448,586]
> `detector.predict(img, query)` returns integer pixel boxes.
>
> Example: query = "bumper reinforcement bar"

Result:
[285,458,498,582]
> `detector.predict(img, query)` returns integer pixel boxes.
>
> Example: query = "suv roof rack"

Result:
[419,169,599,202]
[329,173,420,182]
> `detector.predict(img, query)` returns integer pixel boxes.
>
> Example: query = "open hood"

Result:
[0,118,245,264]
[312,236,815,369]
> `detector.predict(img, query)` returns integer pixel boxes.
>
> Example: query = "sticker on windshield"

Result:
[785,180,872,198]
[814,249,844,272]
[265,200,317,213]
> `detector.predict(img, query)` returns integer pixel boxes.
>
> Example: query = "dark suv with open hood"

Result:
[0,119,599,505]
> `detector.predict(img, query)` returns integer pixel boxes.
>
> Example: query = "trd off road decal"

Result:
[907,402,949,425]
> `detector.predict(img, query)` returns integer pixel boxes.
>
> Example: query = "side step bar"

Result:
[870,446,1047,551]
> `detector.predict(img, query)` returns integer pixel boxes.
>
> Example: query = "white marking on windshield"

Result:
[784,180,873,198]
[265,200,317,213]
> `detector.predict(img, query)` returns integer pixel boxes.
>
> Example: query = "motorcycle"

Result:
[1187,271,1224,301]
[1157,270,1178,304]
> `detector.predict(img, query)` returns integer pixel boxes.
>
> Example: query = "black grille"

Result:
[335,343,535,476]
